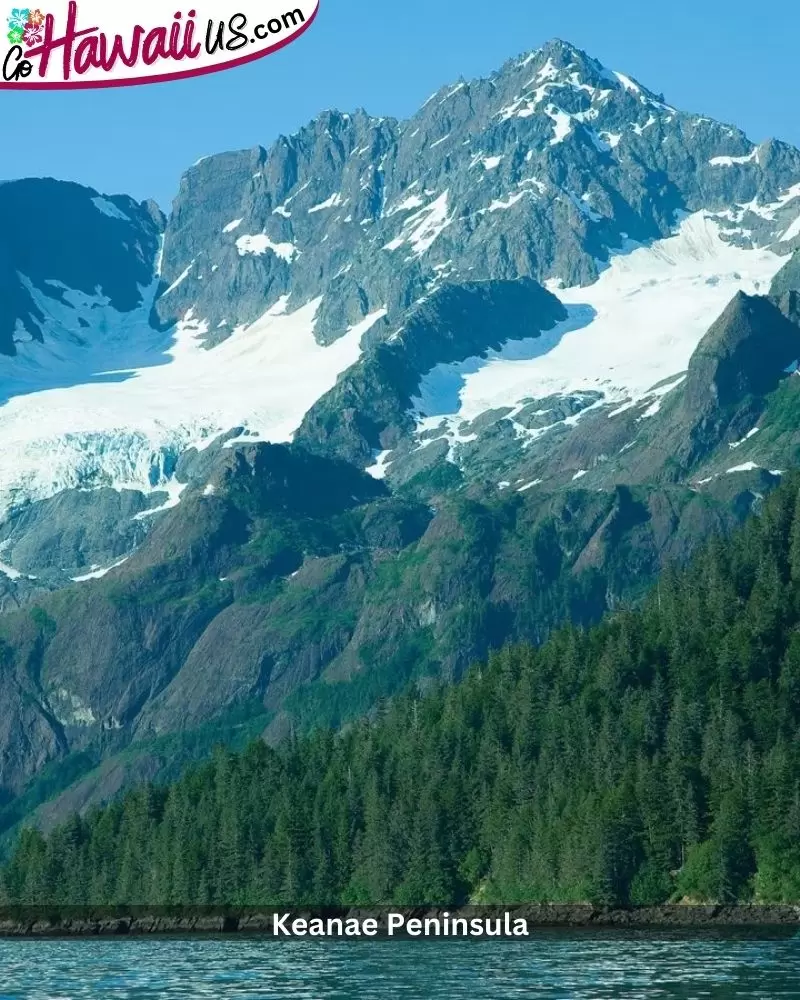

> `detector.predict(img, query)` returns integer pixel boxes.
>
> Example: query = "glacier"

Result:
[0,212,786,517]
[412,213,786,447]
[0,283,386,517]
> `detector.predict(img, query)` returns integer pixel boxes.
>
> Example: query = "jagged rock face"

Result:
[772,252,800,299]
[0,489,154,580]
[139,38,800,502]
[0,179,163,357]
[296,278,567,464]
[771,252,800,326]
[685,293,800,410]
[155,39,800,345]
[2,42,800,824]
[0,39,799,522]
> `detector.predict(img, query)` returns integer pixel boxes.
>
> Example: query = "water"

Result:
[0,933,797,998]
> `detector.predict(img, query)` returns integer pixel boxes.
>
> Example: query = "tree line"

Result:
[5,477,800,906]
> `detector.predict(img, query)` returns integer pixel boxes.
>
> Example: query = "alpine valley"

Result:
[1,38,800,841]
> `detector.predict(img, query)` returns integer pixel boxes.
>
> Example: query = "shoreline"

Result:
[0,904,799,937]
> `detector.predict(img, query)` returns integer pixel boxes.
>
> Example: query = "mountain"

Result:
[0,179,163,360]
[7,474,800,907]
[3,40,800,517]
[0,39,800,830]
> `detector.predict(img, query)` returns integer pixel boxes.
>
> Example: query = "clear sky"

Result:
[3,0,798,210]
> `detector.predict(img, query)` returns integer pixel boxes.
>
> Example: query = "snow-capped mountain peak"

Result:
[0,39,799,534]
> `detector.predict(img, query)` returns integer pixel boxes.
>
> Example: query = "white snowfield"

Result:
[0,211,788,516]
[0,286,385,516]
[413,213,785,445]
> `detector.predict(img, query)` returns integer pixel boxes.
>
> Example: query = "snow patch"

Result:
[0,287,387,515]
[92,197,131,222]
[236,233,297,262]
[781,213,800,243]
[0,559,22,580]
[486,192,527,213]
[729,427,759,450]
[709,148,758,167]
[737,182,800,223]
[71,556,130,582]
[599,131,622,149]
[614,72,641,94]
[442,82,465,101]
[383,192,453,256]
[535,57,558,83]
[387,194,426,216]
[133,480,188,520]
[632,115,656,135]
[309,192,345,213]
[409,213,782,449]
[545,105,572,145]
[164,261,194,295]
[366,449,393,480]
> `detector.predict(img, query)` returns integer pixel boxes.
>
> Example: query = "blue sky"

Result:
[3,0,798,210]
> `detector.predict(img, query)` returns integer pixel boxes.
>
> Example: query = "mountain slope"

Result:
[1,40,799,521]
[1,259,798,818]
[8,474,800,907]
[0,40,800,826]
[0,179,163,360]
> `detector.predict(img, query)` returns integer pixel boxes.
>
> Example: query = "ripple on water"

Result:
[0,932,798,999]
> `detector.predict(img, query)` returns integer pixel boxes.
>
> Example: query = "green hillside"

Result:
[6,476,800,908]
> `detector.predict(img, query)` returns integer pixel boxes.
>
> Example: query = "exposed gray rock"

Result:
[0,179,163,357]
[0,488,153,580]
[1,38,800,828]
[154,39,800,356]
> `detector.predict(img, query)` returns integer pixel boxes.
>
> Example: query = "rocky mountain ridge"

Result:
[0,39,799,832]
[157,38,800,344]
[2,40,800,527]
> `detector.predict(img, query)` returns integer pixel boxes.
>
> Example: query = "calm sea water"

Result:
[0,933,797,999]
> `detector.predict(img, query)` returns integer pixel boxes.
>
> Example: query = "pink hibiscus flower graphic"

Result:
[23,21,41,45]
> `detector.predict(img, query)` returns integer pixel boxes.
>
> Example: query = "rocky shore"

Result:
[0,904,798,937]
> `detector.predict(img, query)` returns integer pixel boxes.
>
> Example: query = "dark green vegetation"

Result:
[6,476,800,907]
[0,436,744,815]
[1,251,798,835]
[3,34,800,882]
[0,702,273,856]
